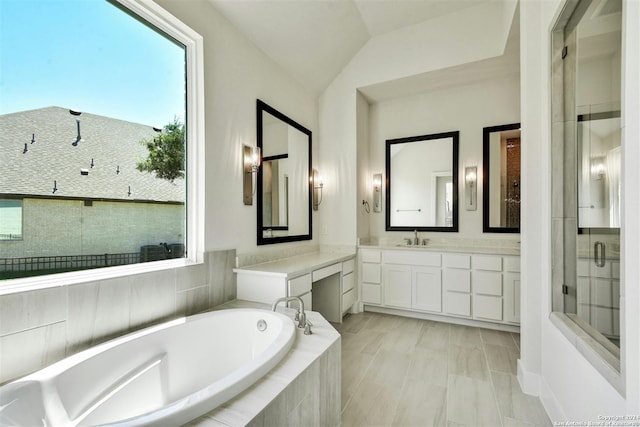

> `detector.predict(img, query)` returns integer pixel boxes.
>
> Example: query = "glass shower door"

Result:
[575,107,621,347]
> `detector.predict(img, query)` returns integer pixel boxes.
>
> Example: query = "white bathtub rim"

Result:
[0,308,296,427]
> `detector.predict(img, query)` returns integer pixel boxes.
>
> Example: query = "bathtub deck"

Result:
[185,300,341,426]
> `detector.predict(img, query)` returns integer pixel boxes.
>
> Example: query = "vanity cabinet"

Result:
[382,250,442,312]
[443,254,471,317]
[235,252,356,323]
[360,249,382,305]
[358,247,520,327]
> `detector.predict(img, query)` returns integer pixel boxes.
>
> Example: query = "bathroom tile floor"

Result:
[332,312,551,427]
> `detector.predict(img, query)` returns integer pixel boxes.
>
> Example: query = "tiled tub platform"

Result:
[186,300,341,426]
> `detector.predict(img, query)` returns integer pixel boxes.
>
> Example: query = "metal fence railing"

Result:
[0,253,141,278]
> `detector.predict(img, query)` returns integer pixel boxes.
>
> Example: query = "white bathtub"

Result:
[0,308,296,426]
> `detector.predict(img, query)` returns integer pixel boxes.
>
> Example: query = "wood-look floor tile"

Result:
[363,313,402,333]
[448,344,490,381]
[480,328,519,351]
[408,347,449,387]
[492,371,552,426]
[450,324,484,349]
[363,348,412,390]
[393,380,447,426]
[379,317,423,354]
[341,380,401,427]
[447,374,501,427]
[341,350,374,411]
[484,343,519,375]
[416,320,450,351]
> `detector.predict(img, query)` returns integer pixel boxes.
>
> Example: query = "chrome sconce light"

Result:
[465,166,477,210]
[312,169,323,210]
[243,145,261,205]
[373,173,382,213]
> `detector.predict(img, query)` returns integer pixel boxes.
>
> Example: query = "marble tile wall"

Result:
[0,249,236,384]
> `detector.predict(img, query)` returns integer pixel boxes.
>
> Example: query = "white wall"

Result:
[367,75,521,241]
[319,1,518,246]
[155,0,318,256]
[519,0,640,419]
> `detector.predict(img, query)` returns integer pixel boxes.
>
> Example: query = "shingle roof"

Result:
[0,107,184,202]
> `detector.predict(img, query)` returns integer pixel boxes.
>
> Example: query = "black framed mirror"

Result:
[256,100,312,245]
[482,123,521,233]
[385,131,459,232]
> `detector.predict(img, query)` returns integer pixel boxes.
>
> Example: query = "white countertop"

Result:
[358,244,520,256]
[234,251,356,279]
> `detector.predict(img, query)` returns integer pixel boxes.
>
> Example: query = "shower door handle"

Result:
[594,241,606,268]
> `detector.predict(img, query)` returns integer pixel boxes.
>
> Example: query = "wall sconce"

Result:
[590,157,606,180]
[243,145,261,205]
[373,173,382,213]
[312,169,323,210]
[465,166,477,211]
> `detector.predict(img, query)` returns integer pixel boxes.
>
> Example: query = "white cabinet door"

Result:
[412,266,442,313]
[504,272,520,323]
[362,284,382,304]
[383,264,412,308]
[474,295,503,321]
[444,292,471,317]
[362,263,381,283]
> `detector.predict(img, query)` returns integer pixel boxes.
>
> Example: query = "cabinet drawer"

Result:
[443,253,470,269]
[472,255,502,271]
[360,249,381,263]
[342,288,356,313]
[503,256,520,273]
[342,258,355,275]
[474,295,503,321]
[443,268,470,292]
[343,271,355,293]
[473,271,502,296]
[362,263,381,283]
[288,274,312,296]
[383,250,441,267]
[362,283,381,304]
[313,263,341,281]
[444,292,471,317]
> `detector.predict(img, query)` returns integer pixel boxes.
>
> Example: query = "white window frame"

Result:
[0,0,205,295]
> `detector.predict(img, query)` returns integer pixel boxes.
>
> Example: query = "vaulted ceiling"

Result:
[208,0,519,100]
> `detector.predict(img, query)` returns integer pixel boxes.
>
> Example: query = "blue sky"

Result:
[0,0,185,127]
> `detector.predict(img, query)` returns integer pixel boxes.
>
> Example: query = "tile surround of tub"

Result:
[0,249,236,384]
[186,301,341,427]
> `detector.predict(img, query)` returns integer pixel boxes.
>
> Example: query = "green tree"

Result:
[136,118,185,182]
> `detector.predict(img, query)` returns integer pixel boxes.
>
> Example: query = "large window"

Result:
[0,0,204,282]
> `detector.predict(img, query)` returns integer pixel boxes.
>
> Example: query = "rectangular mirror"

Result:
[385,131,459,232]
[257,100,312,245]
[482,123,521,233]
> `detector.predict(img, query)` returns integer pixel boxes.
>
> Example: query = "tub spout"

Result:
[272,296,306,329]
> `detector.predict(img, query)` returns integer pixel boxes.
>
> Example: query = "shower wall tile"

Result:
[66,278,132,354]
[0,287,66,336]
[0,321,66,383]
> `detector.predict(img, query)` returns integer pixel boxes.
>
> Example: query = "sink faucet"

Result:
[272,296,310,332]
[413,230,419,245]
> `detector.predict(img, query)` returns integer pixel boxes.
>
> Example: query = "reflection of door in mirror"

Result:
[483,123,521,233]
[262,156,289,229]
[386,131,458,232]
[577,112,621,229]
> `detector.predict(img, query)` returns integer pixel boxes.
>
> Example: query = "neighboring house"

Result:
[0,107,185,271]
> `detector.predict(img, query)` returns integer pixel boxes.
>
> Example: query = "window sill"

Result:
[0,257,203,296]
[549,312,624,396]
